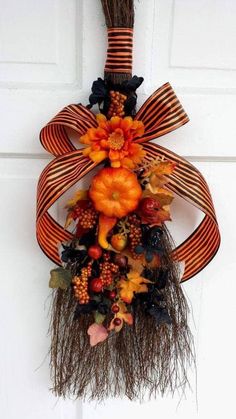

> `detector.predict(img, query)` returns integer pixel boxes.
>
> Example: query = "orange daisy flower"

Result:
[80,113,146,169]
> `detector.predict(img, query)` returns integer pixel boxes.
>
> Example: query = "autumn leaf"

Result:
[118,270,152,304]
[122,250,145,274]
[143,188,174,206]
[94,311,106,325]
[142,160,176,202]
[64,211,75,229]
[64,191,89,228]
[152,161,176,176]
[87,323,108,346]
[65,189,88,208]
[123,249,160,270]
[149,208,171,226]
[138,204,171,226]
[143,160,176,179]
[140,160,175,227]
[49,268,72,290]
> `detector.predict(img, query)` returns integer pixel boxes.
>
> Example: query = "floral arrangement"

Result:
[37,0,220,401]
[50,111,177,345]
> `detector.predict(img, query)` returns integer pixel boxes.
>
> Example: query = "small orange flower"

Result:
[80,114,146,168]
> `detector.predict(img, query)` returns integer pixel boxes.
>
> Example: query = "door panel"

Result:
[0,1,235,418]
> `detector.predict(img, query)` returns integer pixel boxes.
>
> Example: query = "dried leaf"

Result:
[64,211,75,229]
[94,311,106,325]
[142,160,176,179]
[142,161,176,213]
[87,323,108,346]
[65,190,88,208]
[122,250,145,274]
[142,160,176,178]
[49,268,72,290]
[139,207,171,226]
[152,161,176,175]
[143,188,174,207]
[118,270,152,303]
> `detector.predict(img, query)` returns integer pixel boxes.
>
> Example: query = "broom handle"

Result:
[101,0,134,83]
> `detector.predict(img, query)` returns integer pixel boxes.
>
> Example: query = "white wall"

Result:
[0,1,235,418]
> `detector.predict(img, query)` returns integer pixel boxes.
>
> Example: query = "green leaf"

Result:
[49,268,72,290]
[94,311,106,325]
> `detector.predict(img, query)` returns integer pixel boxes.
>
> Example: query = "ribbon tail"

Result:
[37,102,100,265]
[135,82,189,143]
[37,212,73,265]
[36,150,98,266]
[143,142,220,282]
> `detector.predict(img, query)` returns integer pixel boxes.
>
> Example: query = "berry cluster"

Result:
[99,254,119,286]
[107,90,127,118]
[72,263,92,304]
[76,205,98,229]
[128,214,142,258]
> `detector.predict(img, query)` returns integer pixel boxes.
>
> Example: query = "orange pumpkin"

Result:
[89,167,142,218]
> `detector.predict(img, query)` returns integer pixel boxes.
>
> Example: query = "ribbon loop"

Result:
[135,82,189,143]
[143,142,220,281]
[40,105,97,156]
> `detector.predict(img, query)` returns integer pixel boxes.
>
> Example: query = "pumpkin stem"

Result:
[111,191,120,200]
[98,214,117,250]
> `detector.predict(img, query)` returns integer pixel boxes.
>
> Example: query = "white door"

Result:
[0,1,235,418]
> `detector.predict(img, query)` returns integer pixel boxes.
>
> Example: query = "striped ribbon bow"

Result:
[36,82,220,282]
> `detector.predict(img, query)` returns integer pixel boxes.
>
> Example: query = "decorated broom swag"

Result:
[36,0,220,401]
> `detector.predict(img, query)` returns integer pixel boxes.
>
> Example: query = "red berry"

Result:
[113,317,122,326]
[112,304,120,313]
[90,278,103,293]
[108,290,116,300]
[88,245,102,260]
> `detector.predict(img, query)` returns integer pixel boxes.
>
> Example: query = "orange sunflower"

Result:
[80,113,146,169]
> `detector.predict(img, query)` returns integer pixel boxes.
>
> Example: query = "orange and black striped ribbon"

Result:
[36,82,220,282]
[104,28,133,73]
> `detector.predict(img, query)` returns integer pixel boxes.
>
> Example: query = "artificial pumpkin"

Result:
[89,167,142,218]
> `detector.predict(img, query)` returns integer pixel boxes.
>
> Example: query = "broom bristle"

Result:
[101,0,134,28]
[49,226,194,401]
